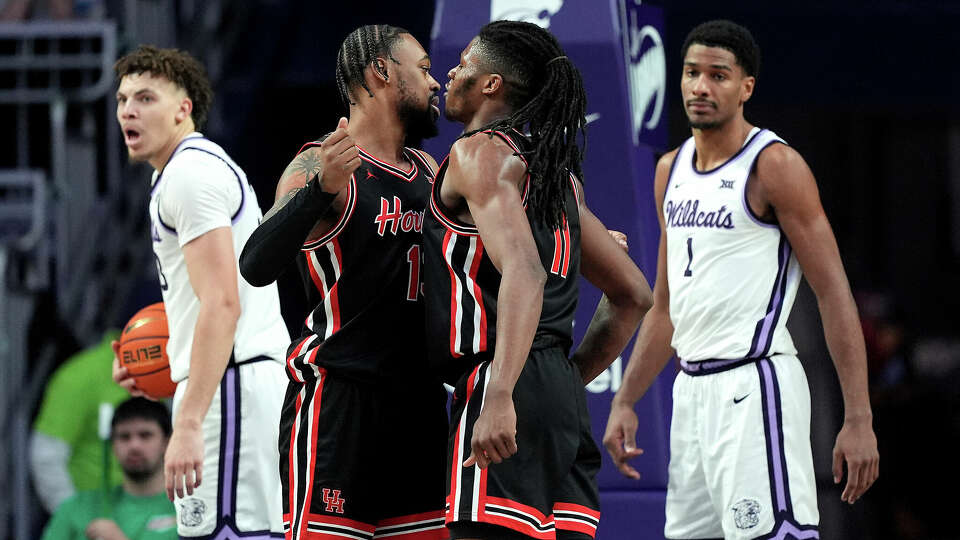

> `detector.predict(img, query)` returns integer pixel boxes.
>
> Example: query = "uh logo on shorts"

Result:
[322,488,346,514]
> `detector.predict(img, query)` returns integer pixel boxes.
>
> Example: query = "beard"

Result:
[443,75,477,122]
[398,81,438,142]
[120,455,162,482]
[688,119,723,130]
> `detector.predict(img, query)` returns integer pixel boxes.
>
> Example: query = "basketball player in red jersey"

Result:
[239,25,449,540]
[422,21,654,539]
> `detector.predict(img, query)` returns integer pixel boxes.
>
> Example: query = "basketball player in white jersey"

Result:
[603,20,878,539]
[111,45,289,538]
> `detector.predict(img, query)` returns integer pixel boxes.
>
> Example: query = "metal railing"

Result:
[0,19,147,540]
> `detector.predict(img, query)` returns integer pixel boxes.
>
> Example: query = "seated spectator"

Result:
[31,330,130,513]
[41,397,176,540]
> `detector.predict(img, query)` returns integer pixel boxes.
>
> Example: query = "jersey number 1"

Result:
[684,237,694,277]
[406,245,421,301]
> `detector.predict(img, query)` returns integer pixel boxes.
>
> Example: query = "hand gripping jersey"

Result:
[664,128,802,365]
[422,129,582,383]
[149,133,289,381]
[285,144,436,383]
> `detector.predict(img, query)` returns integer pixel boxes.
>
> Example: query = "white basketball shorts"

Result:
[665,355,820,539]
[172,358,286,538]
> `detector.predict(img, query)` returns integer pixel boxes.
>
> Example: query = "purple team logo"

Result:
[490,0,564,28]
[620,0,666,146]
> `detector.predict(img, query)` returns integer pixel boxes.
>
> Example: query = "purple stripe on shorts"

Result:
[748,237,791,358]
[211,527,281,539]
[770,520,820,539]
[759,359,787,513]
[220,367,238,518]
[190,523,282,539]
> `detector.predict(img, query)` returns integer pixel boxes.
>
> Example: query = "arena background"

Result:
[1,0,958,538]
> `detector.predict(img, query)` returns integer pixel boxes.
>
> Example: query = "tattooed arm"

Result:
[239,118,360,286]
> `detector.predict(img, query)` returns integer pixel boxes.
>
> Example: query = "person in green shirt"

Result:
[41,397,176,540]
[31,330,131,512]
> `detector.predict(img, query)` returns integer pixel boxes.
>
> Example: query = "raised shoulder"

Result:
[450,132,518,166]
[447,132,526,201]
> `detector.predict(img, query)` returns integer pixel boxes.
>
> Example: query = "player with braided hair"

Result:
[421,20,653,539]
[240,24,447,540]
[454,20,588,229]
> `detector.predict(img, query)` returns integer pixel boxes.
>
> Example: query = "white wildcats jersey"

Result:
[664,128,801,362]
[149,133,289,381]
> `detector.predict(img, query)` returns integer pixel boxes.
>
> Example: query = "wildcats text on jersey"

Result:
[664,199,734,229]
[664,128,802,363]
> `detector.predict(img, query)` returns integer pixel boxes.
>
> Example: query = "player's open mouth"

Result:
[124,128,142,145]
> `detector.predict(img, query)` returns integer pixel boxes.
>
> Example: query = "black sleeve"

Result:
[239,177,337,287]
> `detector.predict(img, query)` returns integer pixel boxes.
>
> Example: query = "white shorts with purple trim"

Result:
[172,359,286,538]
[665,355,820,539]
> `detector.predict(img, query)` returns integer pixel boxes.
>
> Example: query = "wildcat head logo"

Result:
[732,499,761,530]
[179,498,206,527]
[490,0,564,28]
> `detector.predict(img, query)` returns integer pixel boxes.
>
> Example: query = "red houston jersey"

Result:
[286,142,436,383]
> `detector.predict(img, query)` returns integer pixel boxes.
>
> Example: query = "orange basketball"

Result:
[118,302,176,399]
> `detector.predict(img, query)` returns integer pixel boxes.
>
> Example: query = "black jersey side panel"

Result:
[422,130,581,383]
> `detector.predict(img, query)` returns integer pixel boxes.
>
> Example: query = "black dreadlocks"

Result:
[335,24,410,106]
[472,20,588,229]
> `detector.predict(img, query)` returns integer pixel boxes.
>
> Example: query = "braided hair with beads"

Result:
[471,20,588,229]
[335,24,411,106]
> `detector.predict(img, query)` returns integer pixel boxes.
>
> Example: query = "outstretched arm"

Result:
[239,118,358,286]
[755,143,878,504]
[603,151,678,479]
[570,186,653,383]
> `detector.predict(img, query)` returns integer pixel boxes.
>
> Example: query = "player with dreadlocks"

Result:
[239,24,449,540]
[421,20,653,540]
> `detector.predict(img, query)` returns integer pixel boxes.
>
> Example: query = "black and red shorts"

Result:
[280,369,449,540]
[446,346,601,539]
